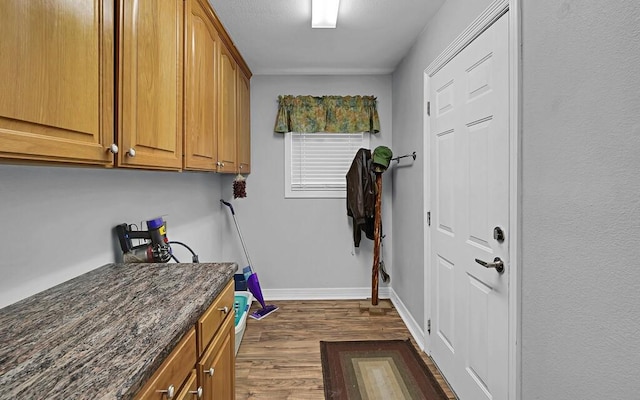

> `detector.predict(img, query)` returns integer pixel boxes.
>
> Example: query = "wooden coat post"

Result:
[371,172,383,305]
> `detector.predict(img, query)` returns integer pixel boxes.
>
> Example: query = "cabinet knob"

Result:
[127,148,136,157]
[206,367,215,376]
[218,306,229,314]
[216,161,220,166]
[156,384,175,398]
[189,387,203,399]
[221,162,225,167]
[107,144,119,154]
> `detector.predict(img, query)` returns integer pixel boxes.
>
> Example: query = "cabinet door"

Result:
[184,0,219,171]
[236,71,251,174]
[134,329,197,400]
[198,312,235,400]
[217,43,237,173]
[119,0,183,170]
[0,0,115,165]
[175,370,202,400]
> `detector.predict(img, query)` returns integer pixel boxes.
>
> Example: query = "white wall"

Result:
[391,0,494,330]
[520,0,640,398]
[0,164,225,308]
[220,75,393,296]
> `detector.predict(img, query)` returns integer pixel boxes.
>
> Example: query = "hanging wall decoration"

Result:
[233,174,247,199]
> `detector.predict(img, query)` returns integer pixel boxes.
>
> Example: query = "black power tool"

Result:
[115,217,172,263]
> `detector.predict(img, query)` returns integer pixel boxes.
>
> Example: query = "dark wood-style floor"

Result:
[235,299,456,399]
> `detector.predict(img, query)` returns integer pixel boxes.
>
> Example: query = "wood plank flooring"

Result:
[235,299,457,399]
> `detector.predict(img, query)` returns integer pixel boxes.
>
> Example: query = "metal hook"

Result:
[391,151,417,164]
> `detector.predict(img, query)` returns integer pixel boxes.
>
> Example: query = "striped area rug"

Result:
[320,339,448,400]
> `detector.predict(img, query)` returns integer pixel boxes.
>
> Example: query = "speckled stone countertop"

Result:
[0,262,237,400]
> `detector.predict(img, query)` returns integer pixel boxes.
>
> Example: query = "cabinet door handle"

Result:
[218,306,229,314]
[127,148,136,157]
[206,367,215,376]
[189,387,203,399]
[156,384,175,398]
[107,144,119,154]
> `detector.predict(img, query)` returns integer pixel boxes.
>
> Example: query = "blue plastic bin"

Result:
[233,291,252,355]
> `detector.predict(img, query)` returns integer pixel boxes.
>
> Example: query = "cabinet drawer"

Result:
[175,370,200,400]
[135,328,196,400]
[197,280,234,355]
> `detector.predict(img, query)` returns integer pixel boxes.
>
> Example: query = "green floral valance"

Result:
[274,95,380,134]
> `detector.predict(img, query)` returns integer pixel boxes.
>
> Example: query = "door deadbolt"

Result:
[493,226,505,243]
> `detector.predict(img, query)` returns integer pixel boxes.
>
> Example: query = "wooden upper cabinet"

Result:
[184,0,218,172]
[0,0,249,173]
[237,71,251,174]
[118,0,183,170]
[217,43,237,174]
[0,0,115,165]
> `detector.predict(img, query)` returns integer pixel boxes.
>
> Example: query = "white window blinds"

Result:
[285,132,370,198]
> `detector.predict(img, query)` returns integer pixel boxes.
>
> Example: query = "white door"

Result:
[429,12,510,400]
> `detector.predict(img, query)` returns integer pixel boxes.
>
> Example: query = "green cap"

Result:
[372,146,393,172]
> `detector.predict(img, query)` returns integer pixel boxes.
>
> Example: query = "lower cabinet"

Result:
[134,329,197,400]
[198,312,235,400]
[134,280,235,400]
[175,371,201,400]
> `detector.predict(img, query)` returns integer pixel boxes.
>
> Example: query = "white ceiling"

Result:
[208,0,445,75]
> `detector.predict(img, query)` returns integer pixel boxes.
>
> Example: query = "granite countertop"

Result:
[0,262,237,400]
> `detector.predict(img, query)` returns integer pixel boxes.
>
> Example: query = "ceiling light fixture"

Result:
[312,0,340,29]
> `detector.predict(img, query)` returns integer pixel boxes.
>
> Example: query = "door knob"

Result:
[475,257,505,273]
[188,387,203,399]
[156,384,175,398]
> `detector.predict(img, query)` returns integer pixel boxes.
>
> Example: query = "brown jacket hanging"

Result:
[346,148,376,247]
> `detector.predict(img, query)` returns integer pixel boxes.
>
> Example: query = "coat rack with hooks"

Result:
[391,151,417,164]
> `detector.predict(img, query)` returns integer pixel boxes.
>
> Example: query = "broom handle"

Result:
[220,200,254,269]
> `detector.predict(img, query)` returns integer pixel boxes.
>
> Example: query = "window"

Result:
[285,132,370,198]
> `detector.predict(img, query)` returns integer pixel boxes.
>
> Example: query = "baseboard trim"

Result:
[260,287,392,301]
[258,287,426,351]
[388,289,426,352]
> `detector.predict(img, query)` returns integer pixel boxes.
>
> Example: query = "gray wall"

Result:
[1,74,392,307]
[5,1,639,395]
[520,0,640,398]
[220,75,393,294]
[0,165,226,308]
[391,0,494,330]
[393,0,640,397]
